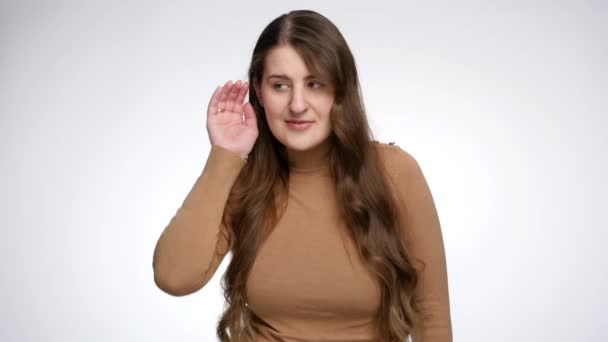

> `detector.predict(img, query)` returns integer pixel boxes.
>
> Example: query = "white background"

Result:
[1,0,606,341]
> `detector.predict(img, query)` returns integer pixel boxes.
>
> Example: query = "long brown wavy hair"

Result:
[216,9,423,342]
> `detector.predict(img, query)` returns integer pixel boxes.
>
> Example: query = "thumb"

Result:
[243,102,257,128]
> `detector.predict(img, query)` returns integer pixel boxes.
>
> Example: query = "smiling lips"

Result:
[285,120,314,130]
[286,120,313,123]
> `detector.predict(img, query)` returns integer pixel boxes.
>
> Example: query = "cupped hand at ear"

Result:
[206,80,258,160]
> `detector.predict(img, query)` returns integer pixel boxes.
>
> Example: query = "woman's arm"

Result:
[390,146,453,342]
[152,144,246,296]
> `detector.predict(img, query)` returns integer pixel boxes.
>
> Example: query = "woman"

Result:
[153,9,452,342]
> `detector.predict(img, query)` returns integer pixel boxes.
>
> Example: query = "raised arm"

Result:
[152,144,246,296]
[391,146,453,342]
[153,80,258,296]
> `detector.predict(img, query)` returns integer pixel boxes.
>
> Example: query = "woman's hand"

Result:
[206,80,258,160]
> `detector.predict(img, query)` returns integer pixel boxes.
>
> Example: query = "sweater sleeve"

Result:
[390,147,453,342]
[152,144,247,296]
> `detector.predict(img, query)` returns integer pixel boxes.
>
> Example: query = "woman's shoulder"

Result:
[372,139,417,165]
[372,140,421,181]
[373,140,403,152]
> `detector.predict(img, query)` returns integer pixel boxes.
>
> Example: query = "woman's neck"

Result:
[286,138,331,173]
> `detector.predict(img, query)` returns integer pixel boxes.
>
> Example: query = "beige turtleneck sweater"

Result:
[152,142,452,341]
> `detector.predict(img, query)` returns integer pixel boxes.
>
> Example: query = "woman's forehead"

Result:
[263,45,326,80]
[264,47,308,74]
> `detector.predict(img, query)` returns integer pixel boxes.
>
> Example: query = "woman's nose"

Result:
[289,85,308,114]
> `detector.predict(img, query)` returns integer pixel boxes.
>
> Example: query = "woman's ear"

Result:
[253,79,264,108]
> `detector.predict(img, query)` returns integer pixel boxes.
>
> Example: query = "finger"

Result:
[230,81,248,114]
[226,80,242,113]
[217,80,233,112]
[207,85,222,115]
[236,81,249,105]
[243,102,257,128]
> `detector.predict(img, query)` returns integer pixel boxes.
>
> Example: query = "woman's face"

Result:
[254,45,335,154]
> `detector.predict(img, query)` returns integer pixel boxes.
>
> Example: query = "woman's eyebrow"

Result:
[267,74,317,81]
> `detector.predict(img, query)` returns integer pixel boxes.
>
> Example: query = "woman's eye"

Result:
[272,82,323,90]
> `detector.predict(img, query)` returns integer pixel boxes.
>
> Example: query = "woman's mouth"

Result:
[285,120,313,130]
